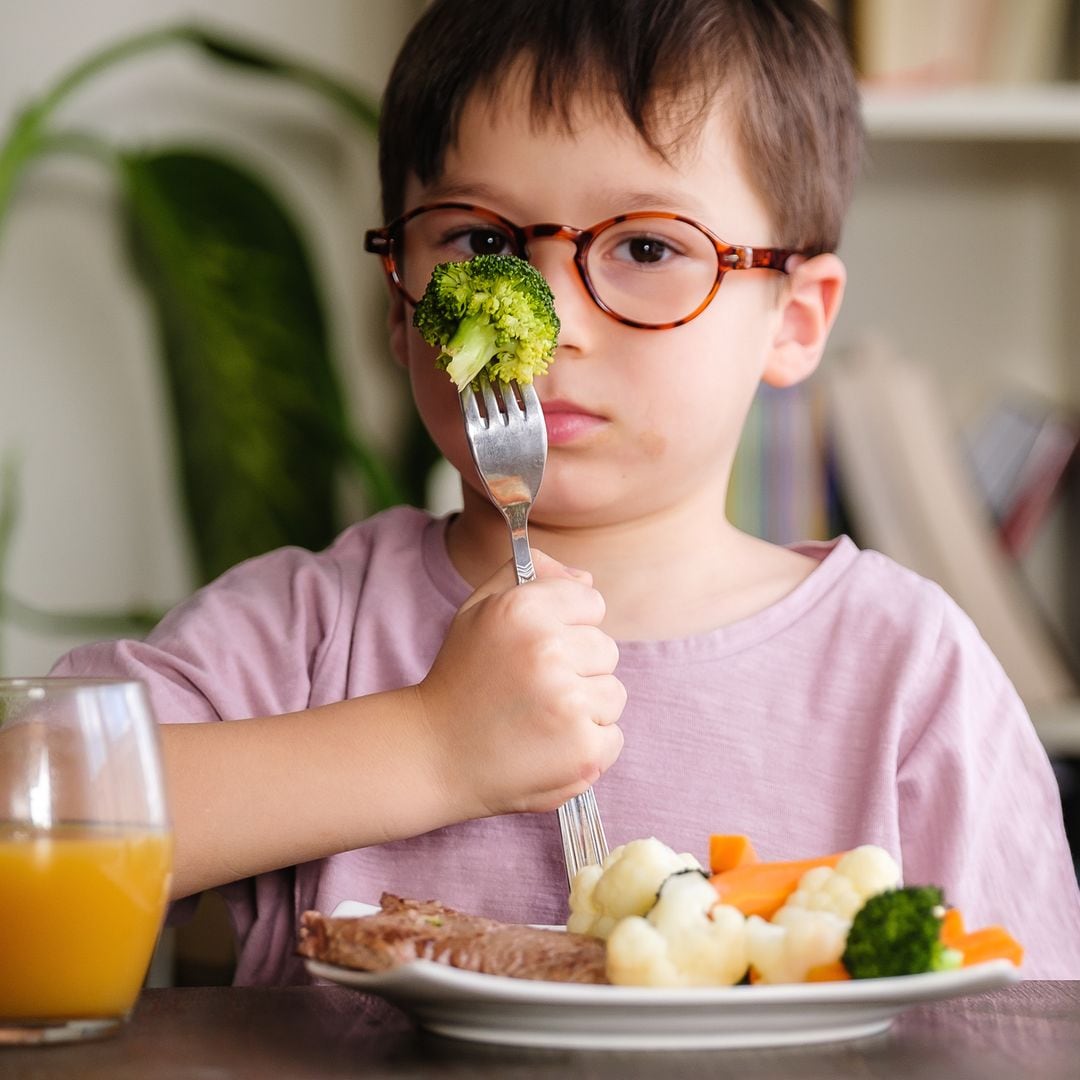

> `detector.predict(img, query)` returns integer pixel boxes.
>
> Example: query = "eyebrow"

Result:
[422,180,707,219]
[423,180,508,204]
[593,187,708,215]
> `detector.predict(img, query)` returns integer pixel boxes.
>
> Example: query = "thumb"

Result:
[462,548,592,610]
[532,548,592,584]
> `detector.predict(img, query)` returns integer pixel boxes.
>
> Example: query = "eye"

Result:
[441,226,513,258]
[467,228,511,256]
[601,228,689,270]
[625,236,669,264]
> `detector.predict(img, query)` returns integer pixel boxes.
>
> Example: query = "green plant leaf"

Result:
[1,23,404,600]
[120,149,373,583]
[177,24,380,134]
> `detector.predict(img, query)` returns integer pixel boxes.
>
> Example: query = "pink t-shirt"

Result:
[53,506,1080,983]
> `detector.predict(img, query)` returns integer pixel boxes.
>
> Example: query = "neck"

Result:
[445,485,817,640]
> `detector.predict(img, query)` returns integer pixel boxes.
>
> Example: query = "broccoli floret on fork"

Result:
[412,254,560,390]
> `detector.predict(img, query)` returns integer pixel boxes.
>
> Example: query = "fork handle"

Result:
[506,505,536,584]
[512,532,536,583]
[504,508,608,883]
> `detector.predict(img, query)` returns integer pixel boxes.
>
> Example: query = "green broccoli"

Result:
[841,886,963,979]
[412,254,560,391]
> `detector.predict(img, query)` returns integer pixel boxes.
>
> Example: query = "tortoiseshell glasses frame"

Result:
[363,201,805,330]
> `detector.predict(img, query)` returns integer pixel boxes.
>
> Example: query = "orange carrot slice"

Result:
[940,907,1023,968]
[709,852,846,920]
[940,906,966,948]
[708,835,759,874]
[805,961,851,982]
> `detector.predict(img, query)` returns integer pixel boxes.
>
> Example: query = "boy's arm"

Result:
[53,550,625,901]
[897,602,1080,978]
[158,689,448,899]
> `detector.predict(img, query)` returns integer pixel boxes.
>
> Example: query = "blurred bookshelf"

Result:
[840,0,1079,90]
[731,1,1080,758]
[847,0,1080,754]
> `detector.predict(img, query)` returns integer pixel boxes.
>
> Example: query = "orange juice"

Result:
[0,822,172,1019]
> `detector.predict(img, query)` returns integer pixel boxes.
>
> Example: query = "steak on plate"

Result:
[297,893,608,984]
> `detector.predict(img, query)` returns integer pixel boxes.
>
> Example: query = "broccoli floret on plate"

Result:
[842,886,962,979]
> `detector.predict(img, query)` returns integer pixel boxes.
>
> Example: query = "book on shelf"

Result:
[821,339,1079,725]
[851,0,985,86]
[848,0,1073,87]
[965,395,1080,557]
[726,381,836,546]
[984,0,1075,84]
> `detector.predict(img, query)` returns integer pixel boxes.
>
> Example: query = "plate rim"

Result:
[304,955,1019,1006]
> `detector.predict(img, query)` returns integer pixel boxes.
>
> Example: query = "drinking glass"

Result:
[0,678,172,1045]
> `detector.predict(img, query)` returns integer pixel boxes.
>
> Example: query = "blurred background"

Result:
[1,0,1079,983]
[0,0,427,679]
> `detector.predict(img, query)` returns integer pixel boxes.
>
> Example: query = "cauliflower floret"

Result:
[603,916,674,986]
[747,845,901,984]
[606,871,748,986]
[785,845,902,923]
[746,908,850,984]
[567,837,700,939]
[832,845,903,906]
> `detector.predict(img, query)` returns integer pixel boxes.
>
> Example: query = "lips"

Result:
[540,398,606,446]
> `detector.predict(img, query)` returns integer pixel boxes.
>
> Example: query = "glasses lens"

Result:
[585,217,719,325]
[398,208,518,302]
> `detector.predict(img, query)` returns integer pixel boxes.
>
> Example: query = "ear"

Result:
[761,253,846,388]
[386,285,410,369]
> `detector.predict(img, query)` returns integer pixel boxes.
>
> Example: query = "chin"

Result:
[532,492,629,530]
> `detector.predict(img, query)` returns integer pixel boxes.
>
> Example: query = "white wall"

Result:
[0,0,422,675]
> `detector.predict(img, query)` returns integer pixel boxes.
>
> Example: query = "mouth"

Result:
[539,398,606,446]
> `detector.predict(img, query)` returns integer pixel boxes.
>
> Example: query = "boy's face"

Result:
[389,78,831,530]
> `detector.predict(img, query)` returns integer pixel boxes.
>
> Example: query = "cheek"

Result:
[638,431,668,459]
[405,343,480,480]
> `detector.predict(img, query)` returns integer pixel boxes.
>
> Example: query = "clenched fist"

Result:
[414,550,626,819]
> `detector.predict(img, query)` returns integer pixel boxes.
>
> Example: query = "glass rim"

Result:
[0,677,147,696]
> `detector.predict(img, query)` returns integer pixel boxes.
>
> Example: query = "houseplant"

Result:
[0,24,436,664]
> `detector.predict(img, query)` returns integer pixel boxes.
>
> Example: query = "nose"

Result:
[524,237,595,352]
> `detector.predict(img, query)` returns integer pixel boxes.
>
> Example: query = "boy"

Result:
[53,0,1080,984]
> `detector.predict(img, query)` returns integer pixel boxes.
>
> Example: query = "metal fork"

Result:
[459,377,609,887]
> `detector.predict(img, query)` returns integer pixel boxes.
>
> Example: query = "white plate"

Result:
[305,942,1018,1050]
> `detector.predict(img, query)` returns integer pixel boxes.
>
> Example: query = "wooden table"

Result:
[1,982,1077,1079]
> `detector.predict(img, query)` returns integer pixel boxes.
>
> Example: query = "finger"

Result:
[534,548,592,586]
[466,576,607,632]
[545,727,624,805]
[585,674,627,726]
[460,558,520,610]
[524,577,607,628]
[563,626,620,677]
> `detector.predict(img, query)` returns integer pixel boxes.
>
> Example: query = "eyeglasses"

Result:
[364,202,804,330]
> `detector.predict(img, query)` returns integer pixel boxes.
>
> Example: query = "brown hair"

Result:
[377,0,862,255]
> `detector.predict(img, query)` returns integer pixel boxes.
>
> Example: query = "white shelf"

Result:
[862,83,1080,141]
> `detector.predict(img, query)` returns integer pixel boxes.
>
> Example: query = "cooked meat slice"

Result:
[298,892,608,984]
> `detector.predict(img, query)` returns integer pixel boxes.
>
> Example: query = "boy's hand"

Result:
[414,550,626,819]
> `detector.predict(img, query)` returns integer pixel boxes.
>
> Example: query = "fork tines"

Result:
[461,377,535,428]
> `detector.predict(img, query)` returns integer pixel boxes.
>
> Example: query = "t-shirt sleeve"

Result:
[50,544,344,726]
[896,595,1080,978]
[49,544,345,928]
